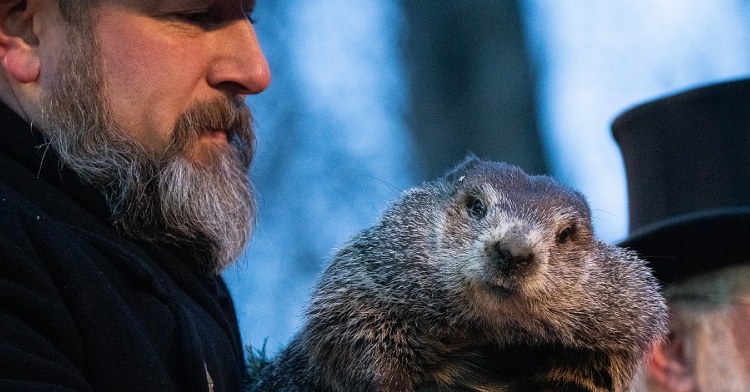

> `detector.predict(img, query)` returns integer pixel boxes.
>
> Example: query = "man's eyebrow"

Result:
[139,0,203,11]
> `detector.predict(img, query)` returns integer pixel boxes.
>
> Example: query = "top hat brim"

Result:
[618,207,750,286]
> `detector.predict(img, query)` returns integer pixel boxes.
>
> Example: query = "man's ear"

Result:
[0,0,40,84]
[647,332,696,392]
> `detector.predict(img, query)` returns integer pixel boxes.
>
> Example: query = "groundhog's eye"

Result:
[466,197,487,219]
[556,226,575,244]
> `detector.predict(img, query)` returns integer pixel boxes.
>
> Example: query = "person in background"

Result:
[0,0,270,390]
[613,79,750,392]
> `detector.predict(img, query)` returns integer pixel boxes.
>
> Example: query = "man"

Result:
[0,0,270,390]
[613,79,750,392]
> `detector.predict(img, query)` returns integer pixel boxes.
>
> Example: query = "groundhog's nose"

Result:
[487,240,535,274]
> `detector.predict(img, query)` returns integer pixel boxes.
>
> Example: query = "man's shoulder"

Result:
[0,182,51,239]
[0,183,99,271]
[0,181,143,270]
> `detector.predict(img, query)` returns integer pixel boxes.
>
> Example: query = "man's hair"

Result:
[58,0,97,26]
[665,263,750,305]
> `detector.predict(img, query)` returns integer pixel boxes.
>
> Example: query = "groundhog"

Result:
[250,156,668,392]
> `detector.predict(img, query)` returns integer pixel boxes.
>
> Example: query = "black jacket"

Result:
[0,103,246,391]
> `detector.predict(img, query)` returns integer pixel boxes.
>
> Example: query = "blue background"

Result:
[223,0,750,354]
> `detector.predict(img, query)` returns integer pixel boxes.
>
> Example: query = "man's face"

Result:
[728,302,750,387]
[684,302,750,392]
[660,275,750,392]
[37,0,270,273]
[94,0,270,156]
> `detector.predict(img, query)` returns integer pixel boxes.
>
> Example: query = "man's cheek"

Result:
[730,305,750,374]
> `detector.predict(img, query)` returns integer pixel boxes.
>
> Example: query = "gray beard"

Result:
[37,24,255,274]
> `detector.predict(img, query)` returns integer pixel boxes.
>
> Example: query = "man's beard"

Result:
[38,24,255,274]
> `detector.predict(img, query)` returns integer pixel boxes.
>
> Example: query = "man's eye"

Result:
[166,10,223,28]
[179,11,218,25]
[169,9,255,27]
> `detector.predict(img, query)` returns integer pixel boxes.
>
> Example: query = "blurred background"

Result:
[223,0,750,354]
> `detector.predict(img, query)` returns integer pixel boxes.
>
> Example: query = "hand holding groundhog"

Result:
[250,156,668,392]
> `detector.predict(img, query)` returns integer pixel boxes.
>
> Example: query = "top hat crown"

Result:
[613,78,750,285]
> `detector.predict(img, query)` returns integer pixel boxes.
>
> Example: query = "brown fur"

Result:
[251,157,668,391]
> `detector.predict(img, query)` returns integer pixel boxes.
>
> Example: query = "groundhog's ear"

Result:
[445,154,482,182]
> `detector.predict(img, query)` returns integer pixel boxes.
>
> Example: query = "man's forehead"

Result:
[103,0,255,10]
[147,0,255,7]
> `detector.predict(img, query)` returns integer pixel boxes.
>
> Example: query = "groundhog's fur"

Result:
[251,157,668,392]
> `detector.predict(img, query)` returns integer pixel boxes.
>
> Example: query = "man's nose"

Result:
[207,20,271,96]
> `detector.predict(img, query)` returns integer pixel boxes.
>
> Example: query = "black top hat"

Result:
[612,78,750,286]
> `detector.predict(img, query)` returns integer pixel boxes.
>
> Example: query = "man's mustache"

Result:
[167,97,255,167]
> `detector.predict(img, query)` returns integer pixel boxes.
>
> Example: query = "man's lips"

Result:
[199,128,228,143]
